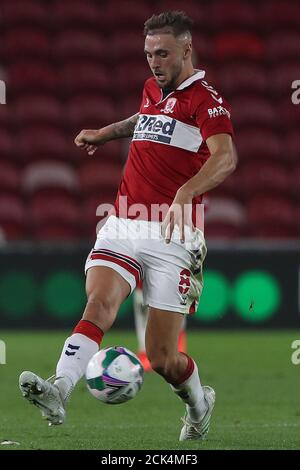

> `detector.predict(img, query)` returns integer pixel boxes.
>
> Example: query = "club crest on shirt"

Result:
[160,97,177,114]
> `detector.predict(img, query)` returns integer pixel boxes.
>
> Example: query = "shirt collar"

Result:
[176,69,205,90]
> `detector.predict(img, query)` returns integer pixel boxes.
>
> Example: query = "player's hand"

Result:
[74,129,106,156]
[161,188,195,244]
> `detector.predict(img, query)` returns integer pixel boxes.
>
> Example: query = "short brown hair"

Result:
[144,11,193,37]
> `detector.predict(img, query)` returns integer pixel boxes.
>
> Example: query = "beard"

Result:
[157,63,182,91]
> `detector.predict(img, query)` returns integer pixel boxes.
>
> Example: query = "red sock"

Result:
[72,319,104,345]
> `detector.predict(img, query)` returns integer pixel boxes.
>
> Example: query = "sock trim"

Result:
[72,320,104,345]
[176,353,195,385]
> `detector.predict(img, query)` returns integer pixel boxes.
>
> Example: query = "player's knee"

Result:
[148,353,175,379]
[84,291,117,329]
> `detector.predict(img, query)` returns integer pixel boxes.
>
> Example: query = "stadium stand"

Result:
[0,0,299,240]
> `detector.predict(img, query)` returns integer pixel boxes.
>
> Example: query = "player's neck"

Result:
[174,65,196,90]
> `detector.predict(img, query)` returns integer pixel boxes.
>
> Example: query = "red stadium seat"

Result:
[60,62,109,95]
[218,63,267,96]
[52,0,102,28]
[104,1,152,29]
[79,161,123,194]
[284,131,300,164]
[8,62,58,93]
[17,126,69,161]
[204,197,246,227]
[262,1,300,28]
[2,29,51,62]
[14,94,63,126]
[32,224,81,241]
[266,32,300,61]
[0,129,14,158]
[0,106,12,130]
[55,31,107,62]
[238,161,290,197]
[235,129,281,161]
[209,1,257,29]
[231,97,276,129]
[29,193,79,225]
[205,222,244,240]
[0,195,25,241]
[112,34,145,62]
[0,161,20,194]
[246,194,298,238]
[159,0,208,26]
[1,0,50,28]
[114,62,149,94]
[67,95,116,129]
[291,165,300,200]
[214,33,264,60]
[22,161,78,194]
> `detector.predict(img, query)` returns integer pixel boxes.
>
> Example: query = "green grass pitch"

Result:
[0,330,300,450]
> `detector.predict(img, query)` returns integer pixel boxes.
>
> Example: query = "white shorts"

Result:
[85,216,207,315]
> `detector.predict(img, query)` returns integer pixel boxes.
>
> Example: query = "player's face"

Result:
[144,34,186,90]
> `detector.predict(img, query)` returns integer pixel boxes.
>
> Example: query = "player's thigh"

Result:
[86,265,130,313]
[145,307,185,358]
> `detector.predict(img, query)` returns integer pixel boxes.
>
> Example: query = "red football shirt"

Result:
[114,70,233,222]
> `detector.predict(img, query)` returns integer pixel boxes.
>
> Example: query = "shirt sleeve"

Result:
[192,85,234,142]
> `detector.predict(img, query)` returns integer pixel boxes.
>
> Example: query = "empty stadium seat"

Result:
[14,94,63,126]
[0,195,25,240]
[231,97,276,128]
[79,161,123,194]
[2,29,51,61]
[209,1,257,29]
[238,161,290,197]
[1,0,50,28]
[60,62,109,95]
[55,30,107,62]
[204,197,247,227]
[0,161,20,194]
[214,32,264,60]
[262,0,300,28]
[235,129,282,161]
[29,193,79,225]
[246,194,298,238]
[8,62,58,93]
[266,32,300,61]
[18,126,69,161]
[67,95,116,129]
[52,0,102,29]
[0,130,13,158]
[22,161,78,193]
[32,224,81,241]
[205,222,244,240]
[218,63,267,96]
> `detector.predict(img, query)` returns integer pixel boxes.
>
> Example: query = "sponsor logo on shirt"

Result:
[208,106,231,119]
[134,114,176,144]
[133,114,203,152]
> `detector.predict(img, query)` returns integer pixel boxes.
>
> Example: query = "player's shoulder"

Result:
[191,78,230,110]
[144,76,157,89]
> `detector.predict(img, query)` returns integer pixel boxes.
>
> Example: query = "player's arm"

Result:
[161,133,237,243]
[180,133,237,197]
[74,112,139,155]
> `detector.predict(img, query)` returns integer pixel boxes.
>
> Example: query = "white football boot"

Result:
[179,385,216,441]
[19,371,66,426]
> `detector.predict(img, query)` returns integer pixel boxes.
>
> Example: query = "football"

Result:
[85,346,144,404]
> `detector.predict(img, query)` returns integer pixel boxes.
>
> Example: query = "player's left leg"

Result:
[145,307,215,441]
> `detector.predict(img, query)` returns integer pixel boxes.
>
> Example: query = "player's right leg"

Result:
[19,266,130,426]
